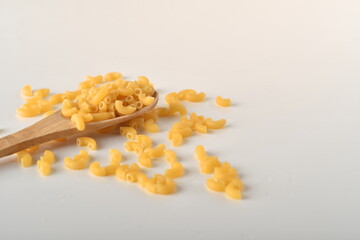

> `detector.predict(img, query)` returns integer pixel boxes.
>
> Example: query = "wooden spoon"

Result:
[0,92,159,158]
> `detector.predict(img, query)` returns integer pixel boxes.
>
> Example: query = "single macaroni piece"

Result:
[120,126,137,140]
[109,149,122,164]
[200,156,221,174]
[216,96,232,107]
[169,103,187,116]
[164,150,177,163]
[165,161,184,178]
[85,75,103,84]
[49,94,69,105]
[34,88,50,98]
[40,150,55,164]
[138,152,152,168]
[156,107,170,117]
[115,100,136,115]
[17,151,33,167]
[71,114,85,131]
[116,163,141,181]
[144,144,166,158]
[205,118,226,129]
[77,137,97,151]
[206,178,227,192]
[183,92,206,102]
[143,174,176,195]
[16,104,41,117]
[104,72,122,82]
[168,132,183,147]
[89,159,120,176]
[138,94,155,106]
[170,124,193,137]
[165,92,180,104]
[91,112,114,121]
[144,119,159,133]
[225,179,243,200]
[124,141,144,154]
[64,150,89,170]
[195,145,207,161]
[194,121,207,134]
[37,159,52,176]
[128,118,144,129]
[177,89,196,100]
[21,85,32,97]
[136,135,152,149]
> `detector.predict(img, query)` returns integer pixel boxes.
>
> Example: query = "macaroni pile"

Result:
[15,72,241,200]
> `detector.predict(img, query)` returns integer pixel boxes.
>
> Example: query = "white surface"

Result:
[1,0,360,239]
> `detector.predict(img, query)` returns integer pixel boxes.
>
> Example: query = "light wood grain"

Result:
[0,92,159,158]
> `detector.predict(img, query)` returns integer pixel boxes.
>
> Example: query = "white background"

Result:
[1,1,360,239]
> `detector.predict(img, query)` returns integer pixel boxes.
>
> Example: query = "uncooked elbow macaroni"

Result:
[144,119,159,133]
[64,150,89,170]
[77,137,97,151]
[120,126,137,140]
[216,96,231,107]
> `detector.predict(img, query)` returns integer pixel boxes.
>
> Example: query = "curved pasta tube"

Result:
[138,152,152,168]
[143,112,158,122]
[89,162,106,176]
[214,162,238,184]
[105,72,122,82]
[115,163,141,181]
[37,159,51,176]
[98,101,107,112]
[77,137,97,151]
[64,150,89,170]
[183,92,206,102]
[199,156,221,174]
[138,94,154,106]
[136,135,152,149]
[91,112,114,121]
[137,76,150,86]
[205,118,226,129]
[61,106,78,117]
[195,145,207,161]
[206,178,227,192]
[41,150,55,164]
[21,85,32,97]
[164,150,177,163]
[34,88,50,99]
[79,80,96,89]
[165,161,184,178]
[17,151,33,167]
[169,103,187,116]
[85,75,103,84]
[194,121,207,134]
[144,144,166,158]
[37,99,53,113]
[179,116,194,128]
[16,104,41,117]
[155,107,170,117]
[148,174,176,195]
[115,100,136,115]
[119,127,137,140]
[216,96,232,107]
[117,86,135,96]
[168,132,183,147]
[165,92,180,104]
[49,94,69,105]
[144,119,159,133]
[124,142,144,154]
[177,89,196,100]
[92,86,110,105]
[128,118,144,129]
[71,114,85,131]
[225,179,243,200]
[109,149,122,164]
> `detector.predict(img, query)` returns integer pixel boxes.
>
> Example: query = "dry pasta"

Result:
[144,119,159,133]
[216,96,231,107]
[77,137,97,151]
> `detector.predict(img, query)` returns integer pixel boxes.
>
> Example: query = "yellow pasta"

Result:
[16,104,41,117]
[128,118,144,129]
[177,89,196,100]
[194,121,207,134]
[195,145,207,161]
[64,150,89,170]
[165,92,180,104]
[216,96,232,107]
[200,156,221,174]
[168,103,187,116]
[91,112,113,122]
[143,174,176,195]
[155,107,170,117]
[124,141,144,154]
[164,150,177,163]
[225,179,243,200]
[138,94,154,106]
[43,110,56,117]
[85,75,103,84]
[109,149,122,164]
[136,135,152,149]
[40,150,55,164]
[71,114,85,131]
[21,85,32,97]
[205,118,226,129]
[104,72,122,82]
[89,162,106,176]
[37,159,52,176]
[183,92,206,102]
[17,151,33,167]
[115,100,137,115]
[168,132,183,147]
[34,88,50,98]
[138,152,152,168]
[206,178,227,192]
[119,126,137,140]
[92,86,110,105]
[116,163,141,181]
[144,144,166,158]
[49,94,69,105]
[77,137,97,151]
[144,119,159,133]
[165,161,184,178]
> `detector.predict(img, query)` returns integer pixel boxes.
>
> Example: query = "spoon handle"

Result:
[0,112,76,158]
